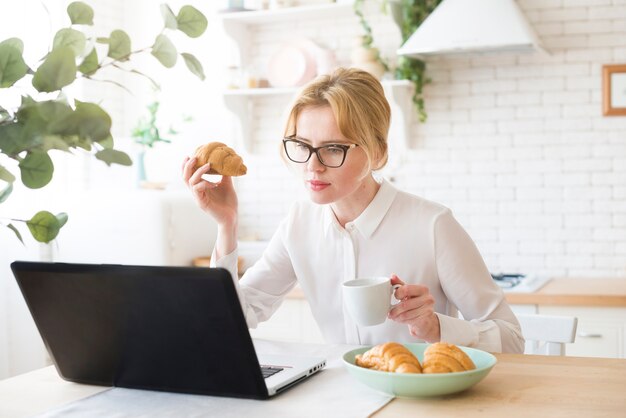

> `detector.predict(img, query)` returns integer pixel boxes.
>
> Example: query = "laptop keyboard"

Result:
[261,366,284,379]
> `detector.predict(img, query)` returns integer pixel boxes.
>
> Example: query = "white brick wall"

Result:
[228,0,626,277]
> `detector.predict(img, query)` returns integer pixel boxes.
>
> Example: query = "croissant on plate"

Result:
[355,342,422,374]
[194,142,247,176]
[422,342,476,373]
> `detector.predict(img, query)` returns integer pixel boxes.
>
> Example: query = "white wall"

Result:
[231,0,626,278]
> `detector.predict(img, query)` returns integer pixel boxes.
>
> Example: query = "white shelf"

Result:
[219,1,414,155]
[223,87,298,97]
[223,79,412,97]
[223,80,414,153]
[220,2,357,70]
[219,3,355,25]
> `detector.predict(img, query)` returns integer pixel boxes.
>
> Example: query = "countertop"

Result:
[504,278,626,307]
[285,278,626,307]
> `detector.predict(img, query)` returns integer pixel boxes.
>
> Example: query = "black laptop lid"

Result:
[11,261,269,399]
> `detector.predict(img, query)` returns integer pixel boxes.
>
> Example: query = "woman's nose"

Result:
[306,152,325,171]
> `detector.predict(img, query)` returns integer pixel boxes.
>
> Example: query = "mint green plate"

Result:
[342,343,497,398]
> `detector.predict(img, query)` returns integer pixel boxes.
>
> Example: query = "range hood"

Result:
[397,0,546,58]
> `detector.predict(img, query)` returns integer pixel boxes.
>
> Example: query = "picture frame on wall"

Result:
[602,64,626,116]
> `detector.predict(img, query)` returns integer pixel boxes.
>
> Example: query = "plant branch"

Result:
[354,0,390,72]
[83,75,134,95]
[1,217,28,223]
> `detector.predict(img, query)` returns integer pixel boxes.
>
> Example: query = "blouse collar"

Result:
[323,178,398,239]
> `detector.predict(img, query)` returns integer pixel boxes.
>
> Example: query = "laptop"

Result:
[10,261,326,399]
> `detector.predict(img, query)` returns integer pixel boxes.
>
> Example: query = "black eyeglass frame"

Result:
[282,137,358,168]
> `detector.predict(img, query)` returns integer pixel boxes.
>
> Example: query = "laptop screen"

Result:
[11,262,270,399]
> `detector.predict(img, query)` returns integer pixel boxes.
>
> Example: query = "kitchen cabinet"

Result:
[508,278,626,359]
[218,2,414,154]
[539,306,625,359]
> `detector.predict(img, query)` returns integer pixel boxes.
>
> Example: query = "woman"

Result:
[183,67,524,353]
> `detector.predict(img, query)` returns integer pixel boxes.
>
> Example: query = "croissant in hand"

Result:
[194,142,247,176]
[355,342,422,374]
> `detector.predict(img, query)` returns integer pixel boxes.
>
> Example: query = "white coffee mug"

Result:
[342,276,401,326]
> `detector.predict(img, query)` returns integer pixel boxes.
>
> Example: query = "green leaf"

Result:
[72,101,112,141]
[95,149,132,166]
[27,210,61,243]
[17,100,74,151]
[67,1,94,25]
[99,135,114,149]
[46,100,111,143]
[6,223,24,245]
[96,37,109,44]
[0,123,22,155]
[32,47,77,92]
[0,182,13,204]
[0,106,10,123]
[160,4,178,29]
[19,152,54,189]
[151,34,177,68]
[176,5,207,38]
[41,135,72,152]
[0,165,16,183]
[0,38,24,53]
[56,212,68,228]
[0,43,28,87]
[53,28,86,57]
[19,99,74,126]
[78,47,98,75]
[181,52,205,81]
[107,30,131,60]
[21,95,37,107]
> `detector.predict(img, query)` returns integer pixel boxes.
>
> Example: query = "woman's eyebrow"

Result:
[294,135,349,145]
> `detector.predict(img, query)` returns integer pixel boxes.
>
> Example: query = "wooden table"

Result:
[376,353,626,417]
[2,352,625,418]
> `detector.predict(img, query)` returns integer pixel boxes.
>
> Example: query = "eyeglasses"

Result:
[282,137,358,168]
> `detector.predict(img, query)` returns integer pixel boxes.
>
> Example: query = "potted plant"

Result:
[0,1,207,244]
[354,0,443,122]
[131,100,191,187]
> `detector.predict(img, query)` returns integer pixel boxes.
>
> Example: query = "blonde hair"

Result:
[283,67,390,170]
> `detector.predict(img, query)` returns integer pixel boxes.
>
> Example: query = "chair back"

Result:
[516,314,578,356]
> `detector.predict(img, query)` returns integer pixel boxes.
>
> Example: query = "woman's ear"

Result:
[370,152,385,171]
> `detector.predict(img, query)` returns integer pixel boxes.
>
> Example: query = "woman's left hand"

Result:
[388,274,441,342]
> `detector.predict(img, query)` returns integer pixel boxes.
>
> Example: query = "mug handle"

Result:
[390,284,402,306]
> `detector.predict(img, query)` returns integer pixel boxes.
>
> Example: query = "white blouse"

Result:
[213,179,525,353]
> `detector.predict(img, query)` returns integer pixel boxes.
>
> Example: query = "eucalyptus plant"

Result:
[132,101,191,149]
[0,1,207,244]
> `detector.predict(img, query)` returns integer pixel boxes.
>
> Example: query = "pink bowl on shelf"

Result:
[267,42,317,88]
[267,39,336,88]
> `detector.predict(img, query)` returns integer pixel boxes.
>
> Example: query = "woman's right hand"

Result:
[182,156,238,227]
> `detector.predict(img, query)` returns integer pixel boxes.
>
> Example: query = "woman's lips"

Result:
[308,180,330,191]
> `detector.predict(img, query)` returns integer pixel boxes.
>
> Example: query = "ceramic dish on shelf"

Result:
[267,38,336,88]
[267,42,316,88]
[342,343,497,398]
